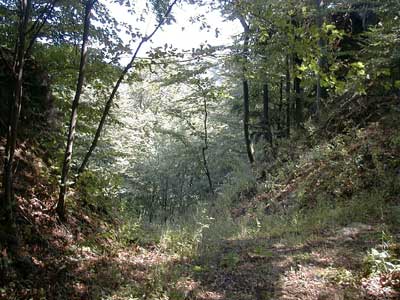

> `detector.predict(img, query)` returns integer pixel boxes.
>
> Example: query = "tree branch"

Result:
[25,0,59,57]
[78,0,179,173]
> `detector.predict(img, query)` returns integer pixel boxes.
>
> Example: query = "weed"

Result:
[220,252,240,269]
[325,267,358,286]
[364,232,400,276]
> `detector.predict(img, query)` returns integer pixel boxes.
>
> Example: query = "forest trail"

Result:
[40,221,392,300]
[179,223,387,300]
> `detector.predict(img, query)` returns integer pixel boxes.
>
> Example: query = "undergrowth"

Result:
[90,108,400,300]
[117,110,400,265]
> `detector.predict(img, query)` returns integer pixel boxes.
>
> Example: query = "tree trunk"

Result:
[398,64,400,98]
[291,15,303,128]
[238,15,255,165]
[2,0,31,247]
[277,78,283,132]
[78,0,178,174]
[163,178,169,224]
[315,0,323,121]
[25,0,58,57]
[243,80,254,164]
[263,84,269,125]
[57,0,96,219]
[263,82,272,146]
[316,74,321,120]
[201,96,214,195]
[286,56,291,138]
[294,55,303,128]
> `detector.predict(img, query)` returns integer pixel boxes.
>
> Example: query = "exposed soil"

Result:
[187,224,399,300]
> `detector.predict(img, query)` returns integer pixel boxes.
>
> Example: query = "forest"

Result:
[0,0,400,299]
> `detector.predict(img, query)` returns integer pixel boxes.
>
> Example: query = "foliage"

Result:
[365,247,400,275]
[364,232,400,276]
[159,213,211,257]
[76,169,123,215]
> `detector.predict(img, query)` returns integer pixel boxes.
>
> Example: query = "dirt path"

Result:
[2,223,399,300]
[61,223,397,300]
[185,224,399,300]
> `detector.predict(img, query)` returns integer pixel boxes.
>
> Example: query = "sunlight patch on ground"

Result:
[279,265,342,300]
[117,246,179,267]
[362,275,400,299]
[196,290,225,300]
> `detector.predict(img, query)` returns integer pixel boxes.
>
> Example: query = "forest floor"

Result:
[3,217,397,300]
[188,224,396,300]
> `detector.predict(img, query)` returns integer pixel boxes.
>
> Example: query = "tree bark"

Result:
[398,64,400,98]
[286,55,291,138]
[294,56,303,128]
[277,77,283,132]
[263,83,269,127]
[78,0,178,174]
[2,0,31,246]
[291,15,303,128]
[263,82,272,146]
[57,0,96,219]
[201,96,214,195]
[238,14,255,165]
[243,80,254,164]
[315,0,323,121]
[163,177,169,224]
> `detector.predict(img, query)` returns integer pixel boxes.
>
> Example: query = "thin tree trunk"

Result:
[277,77,283,132]
[57,0,96,219]
[163,178,169,224]
[315,0,323,121]
[294,60,303,127]
[398,64,400,98]
[148,188,155,223]
[316,75,321,119]
[201,96,214,195]
[2,0,31,245]
[291,15,303,128]
[263,83,269,127]
[25,0,58,57]
[78,0,178,173]
[391,67,395,93]
[263,82,272,147]
[286,56,291,138]
[238,15,255,165]
[243,80,254,164]
[179,171,185,206]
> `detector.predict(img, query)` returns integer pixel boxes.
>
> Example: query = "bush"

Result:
[76,169,122,215]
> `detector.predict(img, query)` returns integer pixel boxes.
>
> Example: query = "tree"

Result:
[315,0,323,121]
[78,0,179,173]
[57,0,97,219]
[285,55,291,137]
[2,0,31,246]
[237,14,255,165]
[262,82,272,146]
[1,0,57,249]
